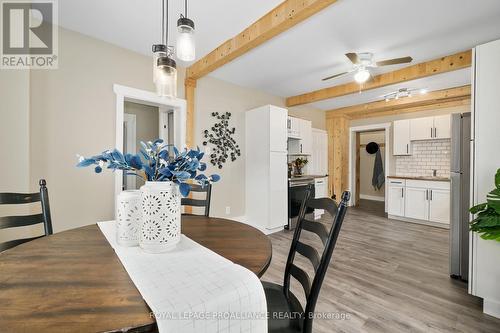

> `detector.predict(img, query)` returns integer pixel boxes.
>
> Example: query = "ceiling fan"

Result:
[322,52,413,84]
[381,87,428,102]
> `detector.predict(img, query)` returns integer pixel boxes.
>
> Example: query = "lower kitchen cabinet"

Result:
[388,184,405,216]
[388,178,450,226]
[405,187,430,220]
[428,189,451,223]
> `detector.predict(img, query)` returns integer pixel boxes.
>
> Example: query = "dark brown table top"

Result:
[0,216,272,333]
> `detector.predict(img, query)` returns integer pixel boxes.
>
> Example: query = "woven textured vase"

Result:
[116,190,141,246]
[139,181,181,253]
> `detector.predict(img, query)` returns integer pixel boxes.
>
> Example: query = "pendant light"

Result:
[153,0,177,97]
[176,0,195,62]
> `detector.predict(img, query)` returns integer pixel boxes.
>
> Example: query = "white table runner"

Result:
[98,221,267,333]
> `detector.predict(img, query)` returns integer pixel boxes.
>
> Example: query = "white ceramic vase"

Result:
[139,181,181,253]
[116,190,141,246]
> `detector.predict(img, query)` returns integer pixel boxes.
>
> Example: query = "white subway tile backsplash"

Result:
[395,139,450,178]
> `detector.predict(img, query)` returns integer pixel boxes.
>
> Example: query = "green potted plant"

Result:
[470,168,500,242]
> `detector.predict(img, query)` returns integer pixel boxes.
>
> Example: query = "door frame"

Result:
[123,113,137,190]
[349,123,391,211]
[114,84,187,199]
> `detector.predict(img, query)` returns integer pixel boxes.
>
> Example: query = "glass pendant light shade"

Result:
[176,17,195,62]
[155,55,177,98]
[152,44,167,84]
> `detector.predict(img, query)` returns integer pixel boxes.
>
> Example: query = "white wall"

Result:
[472,39,500,318]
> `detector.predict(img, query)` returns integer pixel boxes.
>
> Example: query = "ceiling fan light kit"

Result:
[323,52,413,85]
[354,67,370,84]
[153,0,196,97]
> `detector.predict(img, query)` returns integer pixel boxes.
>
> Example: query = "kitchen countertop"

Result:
[387,175,450,182]
[289,174,328,181]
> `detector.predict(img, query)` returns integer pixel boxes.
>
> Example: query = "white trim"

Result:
[349,123,391,211]
[123,113,137,190]
[388,214,450,229]
[484,298,500,319]
[114,84,187,202]
[360,194,385,202]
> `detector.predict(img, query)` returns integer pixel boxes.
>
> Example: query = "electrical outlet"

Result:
[225,206,231,215]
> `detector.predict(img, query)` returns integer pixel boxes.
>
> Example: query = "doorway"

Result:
[349,123,391,212]
[355,130,386,215]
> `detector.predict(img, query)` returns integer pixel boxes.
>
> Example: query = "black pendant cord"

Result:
[161,0,169,47]
[185,0,188,17]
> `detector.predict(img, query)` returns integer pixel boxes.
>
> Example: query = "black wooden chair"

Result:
[181,183,212,217]
[263,186,350,333]
[0,179,53,252]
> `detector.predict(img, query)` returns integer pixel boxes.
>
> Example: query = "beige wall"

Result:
[29,27,166,232]
[0,70,30,192]
[2,26,324,232]
[194,76,325,218]
[359,131,385,200]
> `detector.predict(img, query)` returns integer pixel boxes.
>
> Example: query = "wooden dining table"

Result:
[0,215,272,333]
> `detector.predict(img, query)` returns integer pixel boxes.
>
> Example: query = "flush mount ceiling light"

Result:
[176,0,195,62]
[381,87,428,102]
[153,0,177,98]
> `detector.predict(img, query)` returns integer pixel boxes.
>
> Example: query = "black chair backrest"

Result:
[0,179,53,252]
[283,185,350,333]
[181,183,212,217]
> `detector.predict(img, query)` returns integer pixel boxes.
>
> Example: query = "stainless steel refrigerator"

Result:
[449,112,471,280]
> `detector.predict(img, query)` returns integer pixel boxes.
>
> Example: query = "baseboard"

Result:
[229,215,283,236]
[388,215,449,229]
[360,194,385,202]
[484,298,500,319]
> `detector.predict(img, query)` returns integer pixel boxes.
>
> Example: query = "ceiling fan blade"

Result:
[345,53,360,64]
[376,56,413,67]
[322,71,350,81]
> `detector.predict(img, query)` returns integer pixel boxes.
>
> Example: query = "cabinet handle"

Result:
[430,190,433,201]
[406,144,409,154]
[430,128,433,138]
[401,188,404,198]
[434,128,437,138]
[426,190,428,200]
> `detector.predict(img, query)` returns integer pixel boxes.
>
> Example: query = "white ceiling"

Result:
[59,0,500,109]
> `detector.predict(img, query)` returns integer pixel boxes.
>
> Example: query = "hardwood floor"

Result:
[261,200,500,332]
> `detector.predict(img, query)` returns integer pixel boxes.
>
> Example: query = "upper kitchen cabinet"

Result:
[410,115,451,140]
[269,106,288,152]
[299,119,312,155]
[433,115,451,139]
[393,119,411,155]
[410,117,434,140]
[287,116,300,139]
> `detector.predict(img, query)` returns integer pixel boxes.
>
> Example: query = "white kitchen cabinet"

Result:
[393,120,411,155]
[405,187,430,220]
[388,179,405,216]
[410,115,451,141]
[270,108,288,152]
[299,119,312,155]
[287,116,300,139]
[428,189,451,224]
[433,115,451,139]
[309,129,328,176]
[246,105,288,232]
[410,117,434,141]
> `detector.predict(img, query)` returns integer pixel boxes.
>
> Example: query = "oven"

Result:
[286,177,315,230]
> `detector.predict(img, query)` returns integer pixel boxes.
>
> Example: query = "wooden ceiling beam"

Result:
[186,0,338,80]
[286,50,472,107]
[326,85,471,119]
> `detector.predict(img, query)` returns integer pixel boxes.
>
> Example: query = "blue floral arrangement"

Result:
[77,139,220,196]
